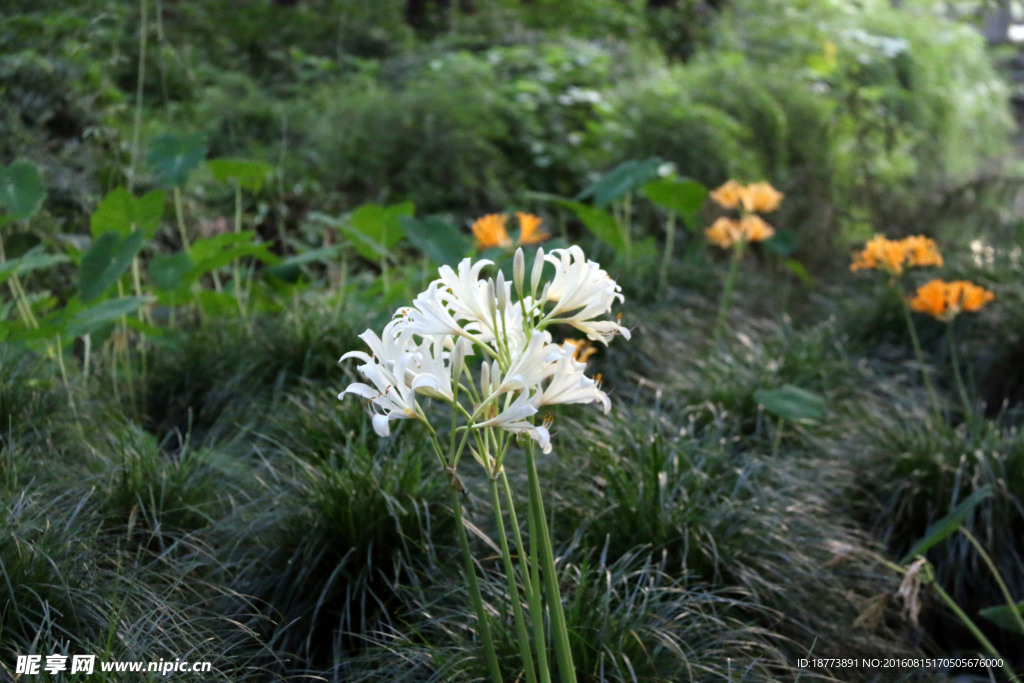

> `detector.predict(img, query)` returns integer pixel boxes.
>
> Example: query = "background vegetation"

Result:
[2,0,1022,680]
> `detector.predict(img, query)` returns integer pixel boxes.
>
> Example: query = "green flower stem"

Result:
[657,212,677,297]
[451,488,503,683]
[173,188,191,254]
[901,303,942,421]
[0,239,40,330]
[960,527,1024,636]
[490,475,539,683]
[232,182,247,316]
[930,579,1019,683]
[128,0,147,192]
[712,239,744,343]
[525,440,577,683]
[502,469,550,683]
[946,321,974,422]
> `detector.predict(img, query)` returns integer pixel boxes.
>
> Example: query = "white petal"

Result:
[372,414,391,437]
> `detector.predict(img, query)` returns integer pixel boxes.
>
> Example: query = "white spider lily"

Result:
[339,244,627,459]
[541,246,630,343]
[539,343,610,413]
[407,334,456,402]
[475,390,552,454]
[395,283,468,339]
[339,350,422,437]
[437,258,495,330]
[496,329,560,394]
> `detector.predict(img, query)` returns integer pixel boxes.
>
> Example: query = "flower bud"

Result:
[513,247,525,299]
[496,269,508,313]
[531,247,545,299]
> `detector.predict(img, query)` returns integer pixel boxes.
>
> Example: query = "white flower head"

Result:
[540,342,611,413]
[541,246,630,344]
[339,326,422,437]
[475,390,551,454]
[339,244,627,459]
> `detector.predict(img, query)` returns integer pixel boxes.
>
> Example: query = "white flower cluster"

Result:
[339,246,630,455]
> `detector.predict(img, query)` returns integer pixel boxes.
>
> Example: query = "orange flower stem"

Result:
[713,238,744,343]
[946,320,974,422]
[901,302,942,421]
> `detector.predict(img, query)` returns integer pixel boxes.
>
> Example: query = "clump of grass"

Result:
[229,394,454,671]
[855,413,1024,657]
[554,409,741,581]
[0,346,101,488]
[97,424,248,545]
[140,298,362,448]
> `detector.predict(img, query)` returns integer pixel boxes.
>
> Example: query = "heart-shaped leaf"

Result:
[341,201,414,262]
[207,158,272,193]
[532,193,626,253]
[0,159,46,222]
[264,245,345,282]
[400,215,472,266]
[576,158,662,207]
[147,132,208,188]
[90,188,165,238]
[0,246,68,285]
[78,230,147,303]
[642,177,708,225]
[66,296,154,337]
[149,252,194,292]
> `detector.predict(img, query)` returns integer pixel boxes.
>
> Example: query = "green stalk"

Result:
[0,239,40,330]
[960,527,1024,636]
[502,469,550,683]
[173,188,191,253]
[901,302,942,421]
[128,0,148,192]
[712,239,744,343]
[930,580,1019,683]
[54,334,80,421]
[451,489,503,683]
[231,182,246,316]
[490,475,539,683]
[946,320,974,422]
[657,212,676,297]
[525,440,577,683]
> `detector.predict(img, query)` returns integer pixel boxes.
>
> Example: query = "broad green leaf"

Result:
[754,384,826,423]
[576,158,662,207]
[66,296,154,337]
[0,159,46,221]
[529,192,627,253]
[149,253,194,291]
[979,601,1024,635]
[195,290,240,318]
[147,132,208,188]
[123,315,169,339]
[566,201,626,253]
[0,246,68,285]
[78,231,147,303]
[642,177,707,223]
[264,245,345,282]
[90,188,165,238]
[763,228,798,257]
[400,216,472,266]
[899,485,994,565]
[207,158,272,193]
[342,201,414,262]
[189,231,278,279]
